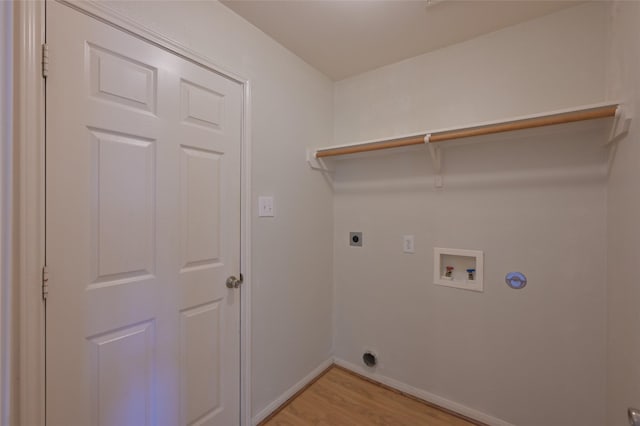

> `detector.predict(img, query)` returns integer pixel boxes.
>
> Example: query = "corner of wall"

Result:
[604,1,640,424]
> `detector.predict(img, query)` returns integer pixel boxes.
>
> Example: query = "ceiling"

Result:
[221,0,584,81]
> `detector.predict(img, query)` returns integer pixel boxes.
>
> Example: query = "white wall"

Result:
[100,1,335,419]
[333,3,609,425]
[334,3,607,145]
[605,2,640,425]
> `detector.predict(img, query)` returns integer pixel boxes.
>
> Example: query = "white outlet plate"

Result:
[403,235,415,253]
[258,196,274,217]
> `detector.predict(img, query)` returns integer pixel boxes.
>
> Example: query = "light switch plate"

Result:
[258,196,274,217]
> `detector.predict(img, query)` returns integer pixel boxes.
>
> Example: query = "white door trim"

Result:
[0,1,16,424]
[13,1,46,425]
[14,1,253,424]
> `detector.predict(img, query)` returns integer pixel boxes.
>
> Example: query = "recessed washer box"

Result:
[434,247,484,292]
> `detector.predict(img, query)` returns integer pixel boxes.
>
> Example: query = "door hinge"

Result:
[42,265,49,300]
[41,43,49,78]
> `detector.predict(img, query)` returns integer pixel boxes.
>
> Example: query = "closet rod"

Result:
[315,105,618,158]
[315,135,426,158]
[430,105,617,143]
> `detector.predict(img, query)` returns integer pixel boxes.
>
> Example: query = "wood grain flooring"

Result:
[260,366,479,426]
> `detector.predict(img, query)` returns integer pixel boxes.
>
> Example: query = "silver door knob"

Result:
[630,408,640,426]
[226,274,243,289]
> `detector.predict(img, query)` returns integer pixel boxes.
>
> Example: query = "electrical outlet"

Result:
[350,232,362,247]
[403,235,415,253]
[258,196,274,217]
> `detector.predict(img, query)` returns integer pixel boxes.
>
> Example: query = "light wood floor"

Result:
[260,366,479,426]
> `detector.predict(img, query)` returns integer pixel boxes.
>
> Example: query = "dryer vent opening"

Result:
[362,351,377,367]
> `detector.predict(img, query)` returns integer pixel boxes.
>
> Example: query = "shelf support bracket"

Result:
[606,105,633,176]
[607,105,632,145]
[307,148,334,173]
[425,134,443,188]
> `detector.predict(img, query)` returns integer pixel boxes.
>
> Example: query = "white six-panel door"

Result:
[46,2,242,425]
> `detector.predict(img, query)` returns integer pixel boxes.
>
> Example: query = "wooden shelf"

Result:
[314,102,622,159]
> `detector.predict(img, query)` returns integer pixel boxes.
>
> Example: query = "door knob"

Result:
[226,274,243,289]
[630,408,640,426]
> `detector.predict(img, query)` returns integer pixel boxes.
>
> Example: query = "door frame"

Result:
[13,1,253,425]
[1,1,18,424]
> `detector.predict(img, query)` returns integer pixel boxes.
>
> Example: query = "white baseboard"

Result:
[252,357,334,425]
[333,358,514,426]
